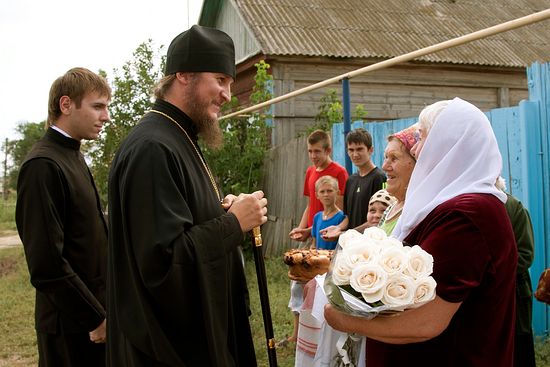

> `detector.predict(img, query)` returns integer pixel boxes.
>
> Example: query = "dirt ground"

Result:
[0,232,21,249]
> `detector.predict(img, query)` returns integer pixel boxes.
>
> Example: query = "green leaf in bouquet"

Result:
[339,284,362,299]
[368,300,384,308]
[323,270,345,306]
[332,334,362,367]
[338,285,383,308]
[324,271,356,314]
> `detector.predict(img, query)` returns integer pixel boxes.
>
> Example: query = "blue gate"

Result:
[332,62,550,335]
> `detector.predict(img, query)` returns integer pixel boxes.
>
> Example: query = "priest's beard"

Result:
[187,98,223,150]
[196,115,223,150]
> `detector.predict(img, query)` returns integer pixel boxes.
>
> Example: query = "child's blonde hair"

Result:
[315,175,339,192]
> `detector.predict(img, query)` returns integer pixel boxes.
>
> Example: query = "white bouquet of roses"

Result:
[324,227,437,319]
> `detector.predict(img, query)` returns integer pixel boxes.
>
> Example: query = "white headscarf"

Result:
[392,97,507,241]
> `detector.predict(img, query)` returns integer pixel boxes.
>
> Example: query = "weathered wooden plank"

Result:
[276,61,528,89]
[262,135,310,254]
[267,58,530,146]
[487,107,522,197]
[505,108,523,198]
[509,88,528,105]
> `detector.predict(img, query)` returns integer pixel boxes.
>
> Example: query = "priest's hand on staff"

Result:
[221,194,238,210]
[228,190,268,232]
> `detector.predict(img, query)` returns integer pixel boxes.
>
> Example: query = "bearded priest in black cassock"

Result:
[106,25,268,367]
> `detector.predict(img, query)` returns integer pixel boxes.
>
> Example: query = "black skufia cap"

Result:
[165,25,236,79]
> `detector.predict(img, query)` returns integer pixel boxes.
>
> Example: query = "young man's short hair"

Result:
[345,128,373,149]
[47,67,111,127]
[308,129,331,150]
[315,175,339,192]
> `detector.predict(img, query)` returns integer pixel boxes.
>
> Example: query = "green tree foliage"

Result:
[89,40,165,204]
[305,88,367,135]
[313,89,343,133]
[6,121,45,189]
[202,60,273,195]
[353,103,368,121]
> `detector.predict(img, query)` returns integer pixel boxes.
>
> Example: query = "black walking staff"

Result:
[251,226,278,366]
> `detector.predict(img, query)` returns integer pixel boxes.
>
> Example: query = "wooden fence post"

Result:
[524,62,550,335]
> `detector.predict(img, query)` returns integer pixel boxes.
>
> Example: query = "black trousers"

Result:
[37,330,105,367]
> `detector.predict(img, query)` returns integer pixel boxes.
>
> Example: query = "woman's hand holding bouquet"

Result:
[325,227,436,318]
[322,227,437,366]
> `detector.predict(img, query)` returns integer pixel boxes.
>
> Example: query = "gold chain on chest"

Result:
[149,110,222,202]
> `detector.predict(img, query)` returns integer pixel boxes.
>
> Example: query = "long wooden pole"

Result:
[221,8,550,120]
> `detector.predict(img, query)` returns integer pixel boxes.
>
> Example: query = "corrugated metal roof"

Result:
[233,0,550,67]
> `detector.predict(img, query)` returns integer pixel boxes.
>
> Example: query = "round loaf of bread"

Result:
[283,249,333,282]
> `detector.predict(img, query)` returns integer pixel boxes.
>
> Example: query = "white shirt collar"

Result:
[51,125,72,138]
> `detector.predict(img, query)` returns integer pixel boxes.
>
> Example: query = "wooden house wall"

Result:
[215,1,261,63]
[260,135,310,256]
[261,57,529,146]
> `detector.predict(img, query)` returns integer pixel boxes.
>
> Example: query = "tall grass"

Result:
[537,336,550,366]
[0,247,36,366]
[0,195,17,234]
[245,249,296,367]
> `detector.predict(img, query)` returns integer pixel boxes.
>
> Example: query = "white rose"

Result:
[377,247,407,275]
[362,226,388,242]
[412,276,437,305]
[404,245,434,279]
[344,235,369,251]
[331,253,353,285]
[381,274,415,307]
[382,236,404,248]
[343,239,382,267]
[349,263,387,303]
[338,229,362,249]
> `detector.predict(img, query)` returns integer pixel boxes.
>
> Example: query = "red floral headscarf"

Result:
[390,124,419,155]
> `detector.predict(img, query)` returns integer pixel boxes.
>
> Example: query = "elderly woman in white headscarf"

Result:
[324,98,517,367]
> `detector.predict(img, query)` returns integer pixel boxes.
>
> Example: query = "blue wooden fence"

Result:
[332,62,550,335]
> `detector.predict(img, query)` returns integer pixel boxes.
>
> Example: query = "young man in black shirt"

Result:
[321,128,386,239]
